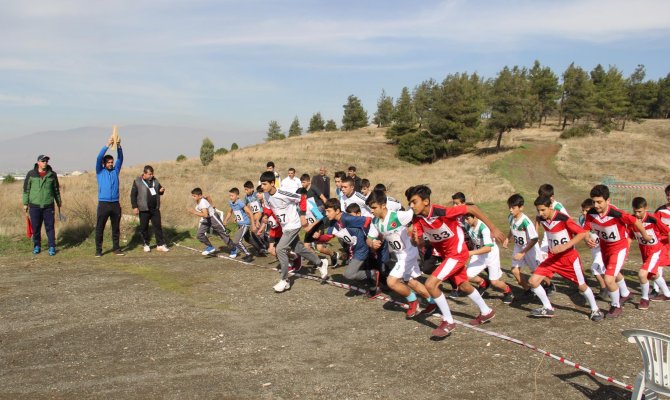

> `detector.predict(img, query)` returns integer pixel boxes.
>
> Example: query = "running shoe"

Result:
[529,307,555,318]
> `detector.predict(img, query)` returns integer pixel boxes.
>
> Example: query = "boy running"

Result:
[222,187,255,262]
[502,194,543,294]
[630,197,670,308]
[406,185,503,338]
[365,190,435,318]
[579,198,607,300]
[529,196,604,321]
[259,171,328,292]
[583,185,652,318]
[188,188,235,256]
[464,213,514,304]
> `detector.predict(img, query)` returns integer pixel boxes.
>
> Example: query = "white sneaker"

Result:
[273,279,290,293]
[143,245,151,253]
[156,245,169,252]
[318,258,329,279]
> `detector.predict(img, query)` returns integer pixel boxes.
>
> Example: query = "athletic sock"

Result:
[581,287,599,311]
[406,292,417,302]
[433,294,454,323]
[609,290,621,308]
[655,277,670,296]
[532,285,553,310]
[503,285,512,294]
[427,297,435,304]
[640,282,650,300]
[618,279,631,297]
[467,290,492,314]
[479,280,487,289]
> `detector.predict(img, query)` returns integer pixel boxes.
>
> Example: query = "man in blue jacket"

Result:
[95,137,124,257]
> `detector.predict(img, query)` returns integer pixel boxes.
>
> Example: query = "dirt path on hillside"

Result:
[492,140,585,211]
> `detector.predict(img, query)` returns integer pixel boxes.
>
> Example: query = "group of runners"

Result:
[186,162,670,339]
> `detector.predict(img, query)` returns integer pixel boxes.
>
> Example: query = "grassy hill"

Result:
[1,118,669,249]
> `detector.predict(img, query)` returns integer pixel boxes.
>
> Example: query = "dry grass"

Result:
[5,119,667,239]
[555,119,670,190]
[0,126,514,237]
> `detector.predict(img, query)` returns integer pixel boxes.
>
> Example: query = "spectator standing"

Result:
[311,166,330,199]
[95,136,124,257]
[348,165,362,192]
[280,167,302,193]
[130,165,168,253]
[22,155,62,256]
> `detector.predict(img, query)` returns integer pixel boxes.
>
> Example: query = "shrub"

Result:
[2,174,16,184]
[176,154,187,162]
[559,124,597,139]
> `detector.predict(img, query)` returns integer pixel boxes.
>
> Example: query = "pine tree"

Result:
[626,65,657,126]
[288,116,302,137]
[412,79,436,129]
[200,137,215,166]
[215,147,228,155]
[230,143,239,151]
[560,63,594,130]
[590,64,628,129]
[308,112,325,132]
[529,60,559,127]
[325,119,338,131]
[488,66,530,149]
[426,72,485,157]
[266,120,285,141]
[341,95,368,130]
[386,86,416,143]
[657,73,670,119]
[373,89,394,127]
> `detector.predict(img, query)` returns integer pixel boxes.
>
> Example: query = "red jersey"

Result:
[583,204,637,253]
[537,211,584,256]
[628,212,670,259]
[654,205,670,244]
[262,206,283,238]
[412,204,468,260]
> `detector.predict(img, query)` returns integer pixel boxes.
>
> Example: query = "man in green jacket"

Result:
[23,155,62,256]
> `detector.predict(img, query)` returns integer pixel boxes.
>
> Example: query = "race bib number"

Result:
[513,233,526,246]
[588,231,600,244]
[233,210,244,222]
[336,229,357,246]
[248,201,261,214]
[634,229,658,246]
[268,216,278,229]
[545,230,570,249]
[149,187,157,196]
[423,224,453,243]
[591,224,621,242]
[386,231,405,252]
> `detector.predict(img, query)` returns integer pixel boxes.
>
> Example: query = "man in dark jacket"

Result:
[311,166,330,199]
[130,165,168,252]
[95,137,124,257]
[23,155,62,256]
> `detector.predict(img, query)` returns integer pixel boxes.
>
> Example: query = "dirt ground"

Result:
[1,246,668,400]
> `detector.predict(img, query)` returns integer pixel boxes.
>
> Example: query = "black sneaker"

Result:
[113,249,125,256]
[477,284,488,296]
[95,251,102,258]
[448,289,462,299]
[242,254,254,262]
[524,289,537,298]
[545,282,556,296]
[502,292,514,304]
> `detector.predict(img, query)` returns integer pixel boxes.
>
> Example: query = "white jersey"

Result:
[386,196,403,212]
[509,213,539,250]
[263,189,302,231]
[368,210,417,258]
[196,198,215,223]
[341,191,373,217]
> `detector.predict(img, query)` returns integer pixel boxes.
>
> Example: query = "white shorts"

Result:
[388,255,422,281]
[467,246,503,280]
[511,245,541,271]
[590,248,605,276]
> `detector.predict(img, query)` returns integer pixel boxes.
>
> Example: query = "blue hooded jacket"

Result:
[96,146,123,202]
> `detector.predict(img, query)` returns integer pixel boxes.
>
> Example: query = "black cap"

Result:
[37,155,50,162]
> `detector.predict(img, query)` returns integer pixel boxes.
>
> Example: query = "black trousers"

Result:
[96,201,121,252]
[139,209,165,246]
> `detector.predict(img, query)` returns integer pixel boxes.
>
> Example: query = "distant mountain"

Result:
[0,125,261,173]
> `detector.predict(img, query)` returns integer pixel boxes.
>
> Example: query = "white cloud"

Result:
[0,93,48,106]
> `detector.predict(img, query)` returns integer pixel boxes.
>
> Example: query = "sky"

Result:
[1,0,669,146]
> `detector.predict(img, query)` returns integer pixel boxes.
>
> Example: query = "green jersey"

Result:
[368,210,417,257]
[508,213,539,248]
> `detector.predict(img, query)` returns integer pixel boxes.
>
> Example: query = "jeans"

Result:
[29,206,56,248]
